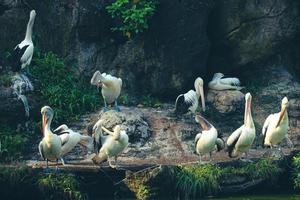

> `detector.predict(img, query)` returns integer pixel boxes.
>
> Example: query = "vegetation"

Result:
[0,125,30,162]
[0,74,12,87]
[292,153,300,188]
[38,173,86,200]
[106,0,158,38]
[30,51,100,123]
[171,158,281,198]
[139,94,162,108]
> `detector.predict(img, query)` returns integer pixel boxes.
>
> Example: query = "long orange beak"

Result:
[199,85,205,112]
[42,113,46,135]
[276,107,286,128]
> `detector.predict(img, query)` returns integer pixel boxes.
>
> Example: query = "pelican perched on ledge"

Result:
[38,106,62,170]
[91,71,122,112]
[54,124,94,165]
[12,10,36,72]
[227,93,256,158]
[175,77,205,116]
[92,124,129,168]
[208,73,244,91]
[262,97,292,149]
[194,115,224,163]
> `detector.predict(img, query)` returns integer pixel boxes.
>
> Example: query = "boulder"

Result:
[206,90,245,114]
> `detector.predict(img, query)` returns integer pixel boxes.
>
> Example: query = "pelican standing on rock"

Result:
[262,97,292,149]
[54,124,94,165]
[175,77,205,116]
[91,71,122,112]
[227,93,256,158]
[38,106,62,170]
[92,124,129,168]
[194,115,224,163]
[12,10,36,72]
[208,73,244,91]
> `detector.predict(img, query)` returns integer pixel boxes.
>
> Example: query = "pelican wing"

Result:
[20,43,34,64]
[12,44,29,71]
[194,133,202,148]
[220,77,241,86]
[38,141,45,160]
[79,135,94,152]
[227,126,243,157]
[59,133,70,146]
[261,114,274,147]
[54,124,69,135]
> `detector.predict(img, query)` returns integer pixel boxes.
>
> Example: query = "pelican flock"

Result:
[262,97,292,149]
[194,114,224,163]
[175,77,205,116]
[12,10,36,72]
[227,93,256,159]
[91,71,122,112]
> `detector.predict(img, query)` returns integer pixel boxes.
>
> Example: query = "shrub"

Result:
[30,52,100,123]
[106,0,158,38]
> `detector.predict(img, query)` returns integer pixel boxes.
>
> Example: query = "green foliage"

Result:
[30,52,99,123]
[0,125,29,162]
[38,173,86,200]
[139,94,162,108]
[106,0,158,38]
[0,74,12,87]
[173,164,221,199]
[292,153,300,188]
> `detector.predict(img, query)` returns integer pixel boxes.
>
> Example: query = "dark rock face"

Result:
[209,0,300,73]
[0,0,212,98]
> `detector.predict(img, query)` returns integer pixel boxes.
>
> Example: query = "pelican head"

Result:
[281,97,289,108]
[113,125,122,134]
[212,73,224,80]
[30,10,36,19]
[276,97,289,128]
[194,77,205,112]
[244,93,253,126]
[41,106,54,131]
[195,114,211,130]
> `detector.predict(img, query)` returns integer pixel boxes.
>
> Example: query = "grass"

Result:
[139,94,162,108]
[0,125,30,162]
[30,51,100,123]
[38,173,86,200]
[171,158,281,198]
[292,153,300,189]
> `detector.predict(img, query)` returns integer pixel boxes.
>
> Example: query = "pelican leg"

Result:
[199,154,202,164]
[114,100,121,112]
[61,157,66,166]
[102,100,109,112]
[114,156,119,169]
[55,159,61,173]
[43,159,51,173]
[209,152,213,162]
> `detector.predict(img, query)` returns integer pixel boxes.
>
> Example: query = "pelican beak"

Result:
[195,115,209,130]
[276,106,286,128]
[244,98,250,125]
[199,85,205,112]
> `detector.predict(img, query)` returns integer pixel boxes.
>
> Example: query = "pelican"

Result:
[91,71,122,112]
[208,73,244,91]
[175,77,205,116]
[92,124,129,168]
[38,106,62,170]
[262,97,292,149]
[12,10,36,72]
[227,93,256,158]
[194,114,224,163]
[54,124,94,165]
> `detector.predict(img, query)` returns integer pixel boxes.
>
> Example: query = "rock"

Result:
[98,109,151,144]
[289,99,300,118]
[206,90,245,114]
[209,0,300,72]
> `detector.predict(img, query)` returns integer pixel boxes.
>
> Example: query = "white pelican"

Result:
[92,124,129,168]
[227,93,256,158]
[175,77,205,116]
[91,71,122,112]
[12,10,36,72]
[38,106,62,170]
[194,114,224,163]
[208,73,244,91]
[54,124,94,165]
[262,97,292,149]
